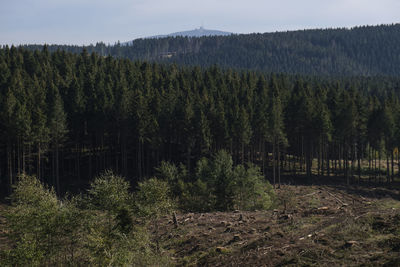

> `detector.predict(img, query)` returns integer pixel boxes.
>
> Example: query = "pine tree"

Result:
[268,76,286,187]
[47,82,67,193]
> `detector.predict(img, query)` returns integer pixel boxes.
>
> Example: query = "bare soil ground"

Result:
[156,185,400,266]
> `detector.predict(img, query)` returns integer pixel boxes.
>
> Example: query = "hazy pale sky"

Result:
[1,0,399,45]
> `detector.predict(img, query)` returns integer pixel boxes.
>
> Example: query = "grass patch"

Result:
[374,198,400,211]
[325,218,372,243]
[181,246,232,266]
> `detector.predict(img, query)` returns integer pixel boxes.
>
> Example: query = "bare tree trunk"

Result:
[272,139,276,188]
[7,142,13,194]
[368,145,371,183]
[346,146,349,186]
[357,143,361,183]
[397,151,400,179]
[334,142,339,176]
[317,137,321,177]
[327,143,330,177]
[301,135,304,172]
[340,143,343,178]
[76,143,80,182]
[261,140,265,175]
[56,143,60,194]
[138,140,142,180]
[391,150,394,183]
[374,149,377,182]
[37,143,41,181]
[277,143,281,188]
[320,138,323,177]
[386,149,390,183]
[378,149,381,183]
[187,145,191,173]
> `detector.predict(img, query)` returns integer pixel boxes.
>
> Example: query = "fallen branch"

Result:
[304,191,319,197]
[326,191,346,206]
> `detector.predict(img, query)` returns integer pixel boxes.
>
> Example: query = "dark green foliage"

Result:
[1,46,400,196]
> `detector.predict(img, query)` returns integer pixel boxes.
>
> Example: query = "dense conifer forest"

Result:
[20,23,400,76]
[1,46,400,197]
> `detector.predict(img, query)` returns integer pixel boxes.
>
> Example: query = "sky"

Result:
[1,0,399,45]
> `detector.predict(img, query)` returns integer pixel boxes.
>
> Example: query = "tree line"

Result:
[1,47,400,195]
[20,23,400,76]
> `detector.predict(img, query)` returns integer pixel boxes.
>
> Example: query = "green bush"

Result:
[192,150,275,211]
[4,174,61,265]
[156,161,188,201]
[3,172,170,266]
[233,163,275,210]
[87,170,132,214]
[197,150,236,211]
[85,171,169,266]
[154,150,276,212]
[134,177,175,219]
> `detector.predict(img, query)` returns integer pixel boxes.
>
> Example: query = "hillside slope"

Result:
[21,23,400,76]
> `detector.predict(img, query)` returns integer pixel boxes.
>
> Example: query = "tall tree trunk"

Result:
[368,145,371,183]
[321,137,325,177]
[378,149,381,183]
[386,149,390,183]
[357,143,361,184]
[187,145,191,173]
[22,143,25,174]
[334,141,339,177]
[17,139,21,176]
[397,151,399,179]
[374,149,377,182]
[301,135,304,172]
[272,139,276,188]
[37,143,41,181]
[391,150,394,183]
[277,143,281,188]
[326,143,330,177]
[261,139,265,175]
[56,143,60,194]
[138,140,142,180]
[317,137,321,177]
[76,143,80,182]
[7,142,13,194]
[88,146,92,181]
[338,143,342,176]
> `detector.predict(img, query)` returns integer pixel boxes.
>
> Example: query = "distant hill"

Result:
[124,27,232,45]
[149,26,232,38]
[20,23,400,76]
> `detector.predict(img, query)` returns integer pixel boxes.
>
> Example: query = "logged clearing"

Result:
[1,184,399,266]
[156,185,400,266]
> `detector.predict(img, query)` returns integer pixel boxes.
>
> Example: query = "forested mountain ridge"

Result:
[1,47,400,196]
[18,23,400,76]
